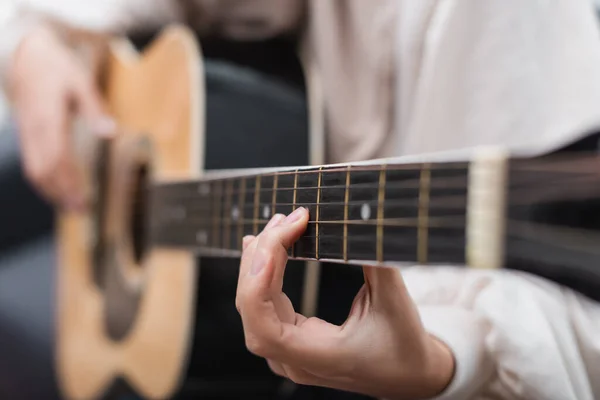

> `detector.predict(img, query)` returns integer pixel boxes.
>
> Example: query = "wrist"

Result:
[413,307,493,400]
[375,335,455,400]
[421,335,456,397]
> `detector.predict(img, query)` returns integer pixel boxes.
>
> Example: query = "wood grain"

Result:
[56,25,204,400]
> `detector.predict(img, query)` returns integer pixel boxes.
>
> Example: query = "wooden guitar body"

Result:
[56,26,203,399]
[54,23,324,400]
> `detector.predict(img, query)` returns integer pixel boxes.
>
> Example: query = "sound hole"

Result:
[130,163,150,264]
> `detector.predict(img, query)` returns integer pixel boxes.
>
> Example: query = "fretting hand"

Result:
[235,207,455,399]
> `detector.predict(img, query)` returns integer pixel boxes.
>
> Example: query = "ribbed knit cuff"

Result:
[418,306,494,400]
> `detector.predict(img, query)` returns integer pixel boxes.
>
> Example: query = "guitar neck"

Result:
[148,150,507,269]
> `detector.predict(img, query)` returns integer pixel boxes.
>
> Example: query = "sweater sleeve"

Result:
[419,306,494,400]
[404,266,600,400]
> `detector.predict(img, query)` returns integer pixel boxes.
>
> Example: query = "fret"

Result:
[223,179,234,249]
[237,177,246,249]
[147,182,190,248]
[293,168,320,258]
[417,165,431,263]
[271,174,278,217]
[274,173,295,215]
[315,167,323,259]
[193,182,211,248]
[344,169,381,261]
[253,175,261,235]
[258,174,275,232]
[427,165,468,264]
[382,168,420,262]
[382,165,469,264]
[314,168,347,259]
[291,169,299,257]
[243,176,257,238]
[148,161,471,266]
[344,166,351,261]
[376,166,387,262]
[292,170,299,211]
[211,180,222,248]
[273,172,296,257]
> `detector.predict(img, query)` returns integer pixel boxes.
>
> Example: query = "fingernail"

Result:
[284,207,306,224]
[265,213,285,229]
[250,249,267,275]
[92,117,116,137]
[242,235,254,250]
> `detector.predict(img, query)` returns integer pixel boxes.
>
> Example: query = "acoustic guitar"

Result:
[55,23,600,400]
[56,22,325,400]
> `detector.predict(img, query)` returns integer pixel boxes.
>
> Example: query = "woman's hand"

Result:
[235,207,455,399]
[8,23,115,209]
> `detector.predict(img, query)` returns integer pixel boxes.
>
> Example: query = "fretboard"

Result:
[149,162,471,265]
[142,150,600,302]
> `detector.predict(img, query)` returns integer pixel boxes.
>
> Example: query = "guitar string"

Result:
[147,193,600,252]
[141,172,600,219]
[148,172,599,202]
[132,164,600,249]
[148,187,600,216]
[156,178,469,195]
[146,156,600,184]
[149,158,600,185]
[136,191,600,247]
[131,189,598,214]
[127,161,600,211]
[152,217,466,228]
[149,221,600,259]
[146,184,596,253]
[100,143,600,206]
[151,168,595,193]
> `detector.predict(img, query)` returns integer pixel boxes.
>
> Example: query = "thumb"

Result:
[363,266,432,355]
[363,266,415,316]
[236,207,309,355]
[247,207,309,279]
[237,207,309,307]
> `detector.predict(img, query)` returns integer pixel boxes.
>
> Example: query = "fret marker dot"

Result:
[196,231,207,245]
[231,206,240,221]
[262,205,270,219]
[361,203,371,221]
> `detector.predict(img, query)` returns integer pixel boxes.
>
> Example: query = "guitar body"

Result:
[56,27,201,399]
[54,24,333,400]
